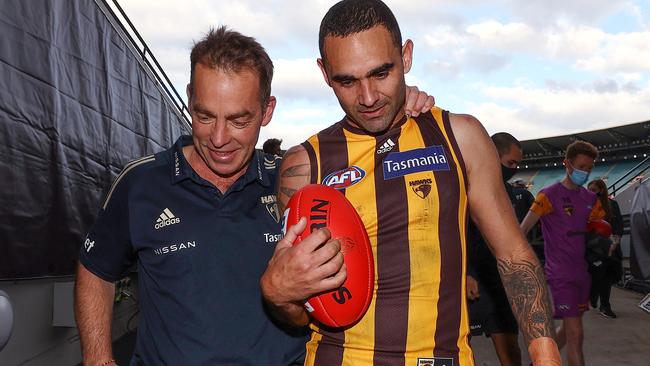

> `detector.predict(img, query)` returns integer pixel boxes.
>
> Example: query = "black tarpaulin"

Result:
[0,0,190,279]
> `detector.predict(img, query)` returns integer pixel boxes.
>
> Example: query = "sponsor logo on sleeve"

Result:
[322,166,366,190]
[383,146,450,180]
[84,237,95,253]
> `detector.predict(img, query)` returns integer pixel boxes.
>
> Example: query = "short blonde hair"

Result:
[565,141,598,160]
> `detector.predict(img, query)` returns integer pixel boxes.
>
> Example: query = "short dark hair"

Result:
[190,26,273,106]
[566,141,598,160]
[491,132,521,157]
[319,0,402,59]
[262,138,282,155]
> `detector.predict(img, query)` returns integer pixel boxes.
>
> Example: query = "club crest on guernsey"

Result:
[267,203,280,223]
[409,178,433,199]
[322,166,366,190]
[383,145,450,180]
[563,204,574,217]
[261,195,280,223]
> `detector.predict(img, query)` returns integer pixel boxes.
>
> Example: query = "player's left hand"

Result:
[404,85,435,117]
[529,337,562,365]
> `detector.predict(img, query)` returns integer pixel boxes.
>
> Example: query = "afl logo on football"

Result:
[322,166,366,190]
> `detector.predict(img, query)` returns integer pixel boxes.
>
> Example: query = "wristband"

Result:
[99,360,116,366]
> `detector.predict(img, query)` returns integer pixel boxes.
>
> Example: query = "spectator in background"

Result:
[521,141,605,366]
[263,137,283,156]
[587,178,624,319]
[511,178,537,245]
[511,178,526,189]
[511,179,535,222]
[467,132,524,366]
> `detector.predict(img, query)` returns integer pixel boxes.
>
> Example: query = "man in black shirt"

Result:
[467,132,527,366]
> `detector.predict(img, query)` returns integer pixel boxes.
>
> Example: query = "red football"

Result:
[587,219,612,238]
[283,184,374,328]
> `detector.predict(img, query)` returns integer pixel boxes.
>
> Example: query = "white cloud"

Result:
[423,28,465,49]
[112,0,650,147]
[467,102,564,139]
[418,18,650,78]
[147,47,190,94]
[574,31,650,73]
[117,0,328,51]
[544,24,604,59]
[465,21,604,59]
[260,104,340,148]
[502,0,630,26]
[272,59,333,101]
[466,21,537,50]
[628,3,650,30]
[469,80,650,139]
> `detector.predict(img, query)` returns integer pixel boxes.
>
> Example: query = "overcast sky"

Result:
[113,0,650,148]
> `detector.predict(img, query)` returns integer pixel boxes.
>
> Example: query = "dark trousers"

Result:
[589,259,619,310]
[590,265,612,309]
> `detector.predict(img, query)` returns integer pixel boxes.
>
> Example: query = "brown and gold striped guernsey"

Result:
[301,107,474,366]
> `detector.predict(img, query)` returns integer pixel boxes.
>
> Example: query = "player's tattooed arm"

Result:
[262,144,331,328]
[449,113,557,346]
[277,145,311,213]
[497,257,555,343]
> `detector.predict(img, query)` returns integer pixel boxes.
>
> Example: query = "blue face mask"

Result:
[569,165,590,186]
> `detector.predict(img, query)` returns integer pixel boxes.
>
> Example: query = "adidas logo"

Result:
[155,208,181,229]
[376,138,396,154]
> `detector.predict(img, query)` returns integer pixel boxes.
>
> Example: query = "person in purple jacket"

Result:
[521,140,605,366]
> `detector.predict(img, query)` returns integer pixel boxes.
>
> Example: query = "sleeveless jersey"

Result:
[301,107,474,366]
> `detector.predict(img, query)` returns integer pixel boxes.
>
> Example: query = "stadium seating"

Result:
[514,158,647,196]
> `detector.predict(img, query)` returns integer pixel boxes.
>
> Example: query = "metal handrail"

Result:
[609,155,650,195]
[98,0,191,128]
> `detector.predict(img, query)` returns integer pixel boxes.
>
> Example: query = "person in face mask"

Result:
[521,140,606,366]
[466,132,526,366]
[587,179,623,319]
